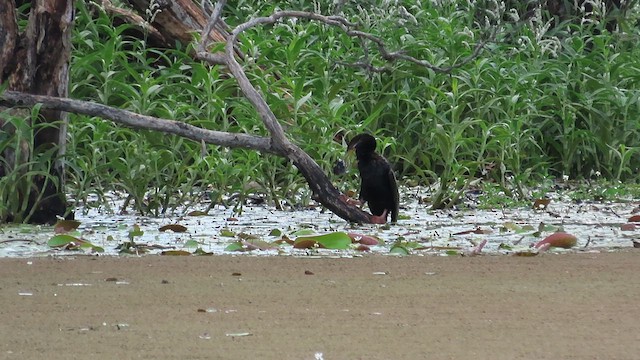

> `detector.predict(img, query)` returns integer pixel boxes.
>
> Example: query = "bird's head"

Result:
[347,133,377,159]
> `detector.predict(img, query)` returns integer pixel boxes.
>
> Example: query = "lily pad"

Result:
[535,232,577,249]
[48,235,103,253]
[294,232,352,249]
[54,220,81,234]
[224,242,244,252]
[347,232,380,245]
[159,224,188,233]
[161,250,192,256]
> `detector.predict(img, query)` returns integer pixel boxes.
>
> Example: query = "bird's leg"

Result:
[369,209,388,224]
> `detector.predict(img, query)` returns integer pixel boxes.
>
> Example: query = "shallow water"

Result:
[0,189,638,257]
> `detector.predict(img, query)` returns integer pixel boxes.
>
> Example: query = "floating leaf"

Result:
[184,240,200,248]
[293,238,319,249]
[294,232,351,250]
[269,229,282,237]
[355,244,371,251]
[161,250,192,256]
[445,250,460,256]
[620,224,636,231]
[48,235,103,252]
[347,232,379,245]
[193,247,213,256]
[389,245,409,255]
[291,229,316,236]
[242,239,275,251]
[159,224,188,233]
[502,222,521,232]
[498,243,513,250]
[532,198,551,210]
[224,242,244,252]
[48,234,86,248]
[534,232,577,249]
[220,228,235,237]
[54,220,81,234]
[273,235,293,245]
[513,250,540,257]
[238,232,260,240]
[187,210,208,216]
[628,215,640,223]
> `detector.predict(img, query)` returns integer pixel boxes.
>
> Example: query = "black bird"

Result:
[346,133,399,224]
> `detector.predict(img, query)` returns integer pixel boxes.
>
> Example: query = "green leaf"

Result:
[220,228,235,237]
[224,242,244,252]
[269,229,282,237]
[291,229,315,236]
[128,225,144,241]
[184,239,200,248]
[193,247,213,256]
[48,234,85,248]
[161,250,192,256]
[389,245,409,255]
[294,232,352,250]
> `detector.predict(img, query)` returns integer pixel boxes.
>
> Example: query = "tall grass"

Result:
[59,0,640,215]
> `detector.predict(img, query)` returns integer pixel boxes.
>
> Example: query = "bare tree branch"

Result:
[198,0,226,53]
[0,90,279,155]
[221,9,493,74]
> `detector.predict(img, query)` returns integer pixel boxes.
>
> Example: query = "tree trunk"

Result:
[0,0,74,224]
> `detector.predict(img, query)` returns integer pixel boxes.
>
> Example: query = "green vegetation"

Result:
[4,0,640,220]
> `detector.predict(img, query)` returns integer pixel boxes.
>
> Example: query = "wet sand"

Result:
[0,252,638,359]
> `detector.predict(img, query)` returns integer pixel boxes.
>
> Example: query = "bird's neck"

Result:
[356,151,376,163]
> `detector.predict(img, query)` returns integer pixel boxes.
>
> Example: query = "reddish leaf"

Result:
[532,198,551,210]
[355,244,371,252]
[54,220,81,234]
[628,215,640,223]
[273,235,294,245]
[293,239,318,249]
[347,232,379,245]
[534,232,577,249]
[159,224,188,233]
[620,224,637,231]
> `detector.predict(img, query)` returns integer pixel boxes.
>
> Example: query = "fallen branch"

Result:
[0,91,278,155]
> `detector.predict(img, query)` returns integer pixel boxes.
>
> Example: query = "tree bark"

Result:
[0,0,74,224]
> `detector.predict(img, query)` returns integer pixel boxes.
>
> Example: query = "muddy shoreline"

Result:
[1,252,638,359]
